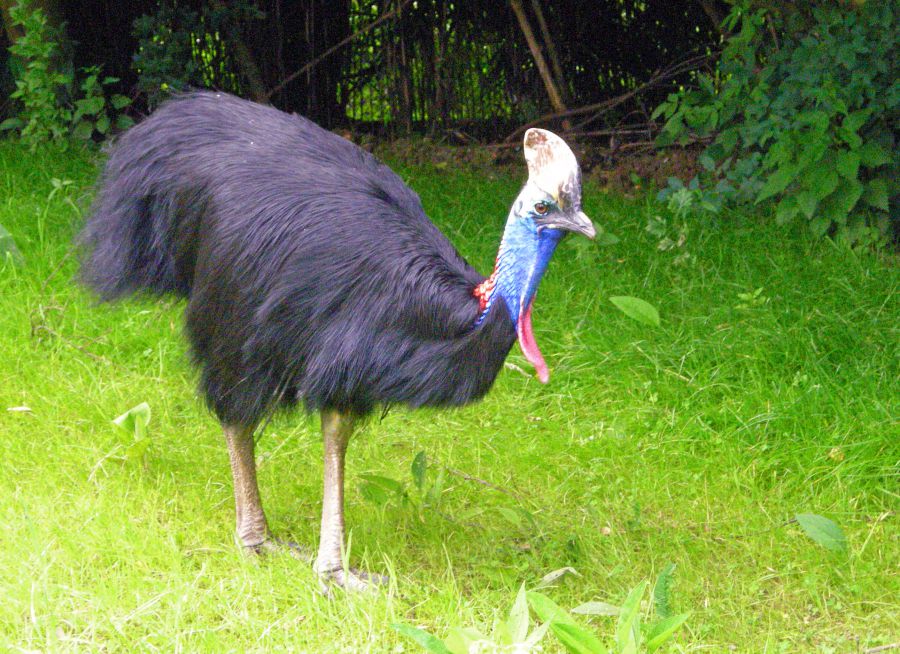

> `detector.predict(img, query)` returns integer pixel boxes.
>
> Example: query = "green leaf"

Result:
[616,581,648,654]
[805,159,840,201]
[111,94,131,109]
[115,115,135,130]
[491,616,512,646]
[391,624,454,654]
[843,109,871,135]
[862,178,889,211]
[857,141,893,168]
[653,563,676,619]
[444,627,487,654]
[425,466,444,505]
[0,117,23,131]
[552,623,609,654]
[609,296,660,327]
[411,451,427,491]
[96,114,110,134]
[594,230,620,247]
[756,164,798,203]
[572,601,620,617]
[836,150,861,180]
[75,95,105,116]
[646,613,691,652]
[72,120,94,140]
[535,566,580,588]
[112,402,151,440]
[775,196,799,225]
[525,621,551,648]
[795,513,847,552]
[809,215,832,237]
[819,180,864,227]
[124,437,151,465]
[527,591,577,626]
[507,584,529,643]
[358,481,390,505]
[358,473,404,495]
[796,192,818,219]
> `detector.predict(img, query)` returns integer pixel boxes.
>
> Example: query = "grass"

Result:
[0,140,897,653]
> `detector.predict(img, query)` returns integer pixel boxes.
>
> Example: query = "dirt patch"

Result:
[337,130,702,195]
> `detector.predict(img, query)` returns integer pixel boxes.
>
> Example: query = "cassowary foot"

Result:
[239,534,312,562]
[317,567,388,594]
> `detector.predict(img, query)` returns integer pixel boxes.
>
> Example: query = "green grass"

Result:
[0,141,897,652]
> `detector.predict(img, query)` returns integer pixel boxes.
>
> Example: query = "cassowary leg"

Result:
[315,410,386,592]
[224,424,309,559]
[223,424,271,549]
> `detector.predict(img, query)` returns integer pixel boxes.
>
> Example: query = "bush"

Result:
[652,0,898,247]
[0,2,132,149]
[132,1,262,108]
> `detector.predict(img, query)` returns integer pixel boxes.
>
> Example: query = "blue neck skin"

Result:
[478,209,564,326]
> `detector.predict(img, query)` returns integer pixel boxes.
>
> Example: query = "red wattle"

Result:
[516,299,549,383]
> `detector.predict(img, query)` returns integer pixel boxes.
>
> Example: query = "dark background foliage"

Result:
[1,0,724,132]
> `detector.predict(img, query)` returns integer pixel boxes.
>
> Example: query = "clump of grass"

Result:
[0,142,897,651]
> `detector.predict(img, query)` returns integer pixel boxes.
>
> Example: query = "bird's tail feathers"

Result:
[78,135,205,300]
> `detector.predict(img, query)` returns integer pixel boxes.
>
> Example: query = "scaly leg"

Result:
[224,424,270,549]
[224,423,307,558]
[314,410,386,591]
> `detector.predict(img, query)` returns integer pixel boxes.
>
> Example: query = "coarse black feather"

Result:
[79,92,517,425]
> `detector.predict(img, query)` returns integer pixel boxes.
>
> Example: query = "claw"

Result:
[245,537,313,562]
[318,567,388,595]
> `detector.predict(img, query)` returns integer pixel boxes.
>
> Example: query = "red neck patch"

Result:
[473,272,497,311]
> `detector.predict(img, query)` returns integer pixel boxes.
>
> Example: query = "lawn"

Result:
[0,141,896,653]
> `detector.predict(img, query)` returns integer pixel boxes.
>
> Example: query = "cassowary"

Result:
[79,92,594,590]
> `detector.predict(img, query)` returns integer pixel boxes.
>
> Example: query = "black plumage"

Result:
[80,92,515,425]
[79,92,593,589]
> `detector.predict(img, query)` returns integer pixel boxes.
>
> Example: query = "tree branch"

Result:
[505,53,712,141]
[509,0,569,125]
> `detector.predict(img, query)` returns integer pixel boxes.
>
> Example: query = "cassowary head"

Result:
[478,128,595,384]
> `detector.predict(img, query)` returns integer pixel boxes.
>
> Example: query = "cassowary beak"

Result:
[541,209,595,239]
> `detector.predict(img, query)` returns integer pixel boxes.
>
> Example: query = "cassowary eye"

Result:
[534,201,550,215]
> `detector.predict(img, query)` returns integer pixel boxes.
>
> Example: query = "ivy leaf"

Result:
[609,296,660,327]
[795,513,847,552]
